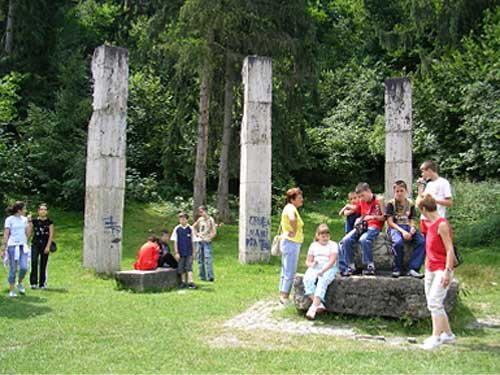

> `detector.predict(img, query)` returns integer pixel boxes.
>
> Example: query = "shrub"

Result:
[447,179,500,247]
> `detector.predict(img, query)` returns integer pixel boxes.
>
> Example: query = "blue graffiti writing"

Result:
[103,215,122,242]
[246,215,271,252]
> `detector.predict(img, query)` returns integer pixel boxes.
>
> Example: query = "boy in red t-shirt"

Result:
[134,235,160,271]
[338,182,385,276]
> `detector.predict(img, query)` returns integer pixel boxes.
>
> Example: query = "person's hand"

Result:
[288,230,295,238]
[1,249,5,258]
[417,177,426,185]
[317,270,324,277]
[27,214,32,222]
[364,215,373,221]
[410,227,417,235]
[402,231,412,241]
[441,271,451,288]
[175,252,180,261]
[44,246,50,255]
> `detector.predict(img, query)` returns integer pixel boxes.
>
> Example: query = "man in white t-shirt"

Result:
[417,160,453,236]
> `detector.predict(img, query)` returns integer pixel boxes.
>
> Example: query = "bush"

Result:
[447,179,500,247]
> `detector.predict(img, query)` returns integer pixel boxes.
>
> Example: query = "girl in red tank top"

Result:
[417,193,456,350]
[425,217,453,272]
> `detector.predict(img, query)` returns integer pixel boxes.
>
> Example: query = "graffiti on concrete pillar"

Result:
[246,215,270,251]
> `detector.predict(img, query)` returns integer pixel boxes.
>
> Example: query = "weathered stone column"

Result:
[385,78,412,199]
[83,45,128,274]
[238,56,272,264]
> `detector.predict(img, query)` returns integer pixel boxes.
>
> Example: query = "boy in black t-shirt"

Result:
[385,180,425,278]
[30,204,54,289]
[157,230,178,269]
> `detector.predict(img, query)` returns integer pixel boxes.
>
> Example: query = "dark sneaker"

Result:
[208,278,214,282]
[341,269,352,277]
[188,282,198,289]
[362,266,376,276]
[407,269,424,279]
[392,271,401,278]
[178,282,187,289]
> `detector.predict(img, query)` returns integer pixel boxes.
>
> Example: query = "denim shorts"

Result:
[177,256,193,274]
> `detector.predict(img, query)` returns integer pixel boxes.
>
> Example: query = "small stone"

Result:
[407,337,417,344]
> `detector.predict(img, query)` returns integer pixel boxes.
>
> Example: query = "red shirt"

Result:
[355,194,385,231]
[425,218,453,272]
[134,241,160,271]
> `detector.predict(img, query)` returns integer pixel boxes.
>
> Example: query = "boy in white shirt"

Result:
[417,160,453,236]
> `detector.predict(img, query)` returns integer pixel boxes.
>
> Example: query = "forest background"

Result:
[0,0,499,223]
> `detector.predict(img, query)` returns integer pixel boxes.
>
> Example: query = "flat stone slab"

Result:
[294,274,459,319]
[114,268,178,292]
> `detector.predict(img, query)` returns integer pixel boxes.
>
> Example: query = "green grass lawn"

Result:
[0,201,499,374]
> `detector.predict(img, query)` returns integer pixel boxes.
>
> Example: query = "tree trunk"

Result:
[5,0,15,54]
[216,56,234,223]
[192,63,212,219]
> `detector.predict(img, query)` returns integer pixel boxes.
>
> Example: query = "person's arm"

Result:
[436,197,453,208]
[209,219,217,241]
[44,224,54,254]
[408,205,417,235]
[417,178,426,196]
[287,207,297,237]
[438,221,455,288]
[192,218,200,237]
[318,250,338,276]
[305,254,316,268]
[1,227,9,257]
[338,204,347,216]
[173,241,179,260]
[387,216,411,240]
[26,215,33,238]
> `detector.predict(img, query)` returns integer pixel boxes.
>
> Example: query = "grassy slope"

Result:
[0,201,499,374]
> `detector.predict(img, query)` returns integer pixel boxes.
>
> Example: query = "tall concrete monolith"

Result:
[385,78,412,199]
[239,56,272,264]
[83,45,128,274]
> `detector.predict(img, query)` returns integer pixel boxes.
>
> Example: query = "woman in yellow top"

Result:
[279,187,304,304]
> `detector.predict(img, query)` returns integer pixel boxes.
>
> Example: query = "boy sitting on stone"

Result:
[157,230,178,269]
[134,235,160,271]
[386,180,425,278]
[338,182,385,276]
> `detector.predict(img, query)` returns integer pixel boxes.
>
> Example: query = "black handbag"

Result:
[49,240,57,253]
[453,245,462,268]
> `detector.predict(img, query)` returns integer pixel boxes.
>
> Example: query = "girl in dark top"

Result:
[30,203,54,289]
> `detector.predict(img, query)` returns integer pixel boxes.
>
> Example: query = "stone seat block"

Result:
[348,232,414,272]
[293,274,459,319]
[114,268,178,292]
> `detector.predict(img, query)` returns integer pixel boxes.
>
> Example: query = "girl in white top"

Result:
[303,224,339,320]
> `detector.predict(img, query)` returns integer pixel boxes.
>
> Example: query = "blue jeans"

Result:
[7,245,29,285]
[303,262,338,302]
[339,227,380,271]
[279,239,301,294]
[196,242,214,280]
[387,225,426,272]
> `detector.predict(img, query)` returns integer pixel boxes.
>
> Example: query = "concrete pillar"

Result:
[238,56,272,264]
[83,45,128,274]
[385,78,412,199]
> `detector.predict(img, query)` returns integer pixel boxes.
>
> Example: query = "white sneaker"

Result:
[306,305,317,320]
[421,335,442,350]
[17,283,26,295]
[8,290,17,298]
[440,332,456,344]
[316,303,326,313]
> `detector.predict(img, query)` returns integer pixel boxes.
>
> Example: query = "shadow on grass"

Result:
[0,294,52,319]
[38,287,69,294]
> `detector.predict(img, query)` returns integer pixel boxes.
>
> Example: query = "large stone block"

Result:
[242,56,272,103]
[294,274,459,319]
[114,268,178,292]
